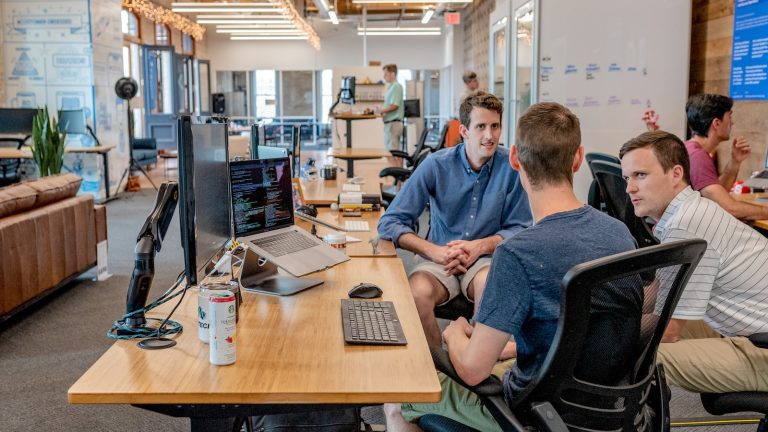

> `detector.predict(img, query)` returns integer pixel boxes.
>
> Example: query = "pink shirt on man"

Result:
[684,139,720,191]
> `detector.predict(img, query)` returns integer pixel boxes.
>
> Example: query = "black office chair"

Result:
[389,127,430,168]
[0,138,24,186]
[590,160,659,248]
[379,149,432,208]
[419,239,708,432]
[699,333,768,432]
[585,152,620,213]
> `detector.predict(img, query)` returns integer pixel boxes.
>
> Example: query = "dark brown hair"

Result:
[686,94,733,137]
[459,91,503,128]
[515,102,581,189]
[382,64,398,74]
[619,130,691,185]
[462,71,477,84]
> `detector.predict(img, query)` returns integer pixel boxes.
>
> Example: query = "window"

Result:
[182,34,195,55]
[254,70,277,119]
[121,9,140,42]
[155,23,171,46]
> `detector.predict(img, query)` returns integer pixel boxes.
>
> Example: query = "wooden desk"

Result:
[300,176,382,206]
[68,258,440,429]
[0,145,116,200]
[736,193,768,231]
[295,207,396,257]
[327,147,390,178]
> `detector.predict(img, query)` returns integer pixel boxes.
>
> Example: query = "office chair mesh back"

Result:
[591,160,659,248]
[508,240,707,431]
[585,152,620,177]
[0,139,23,186]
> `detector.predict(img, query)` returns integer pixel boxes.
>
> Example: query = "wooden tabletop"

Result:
[332,113,380,120]
[328,147,391,160]
[735,193,768,230]
[299,177,382,206]
[0,145,116,159]
[294,208,396,257]
[68,258,440,405]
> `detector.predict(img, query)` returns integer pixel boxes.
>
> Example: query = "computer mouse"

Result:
[348,283,383,299]
[297,204,318,217]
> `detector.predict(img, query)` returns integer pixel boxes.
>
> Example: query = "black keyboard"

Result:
[755,170,768,179]
[341,299,407,345]
[252,230,318,257]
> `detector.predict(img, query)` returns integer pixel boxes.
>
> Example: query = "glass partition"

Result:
[511,0,536,143]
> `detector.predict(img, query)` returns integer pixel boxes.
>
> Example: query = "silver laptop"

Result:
[230,157,349,277]
[744,151,768,190]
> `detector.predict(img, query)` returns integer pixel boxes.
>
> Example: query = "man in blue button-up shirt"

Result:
[378,92,532,347]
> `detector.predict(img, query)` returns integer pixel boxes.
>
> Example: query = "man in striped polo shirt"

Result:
[619,130,768,393]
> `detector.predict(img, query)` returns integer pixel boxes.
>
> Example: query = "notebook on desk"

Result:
[230,158,349,277]
[744,151,768,189]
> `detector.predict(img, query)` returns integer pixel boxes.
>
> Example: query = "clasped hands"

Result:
[431,239,485,276]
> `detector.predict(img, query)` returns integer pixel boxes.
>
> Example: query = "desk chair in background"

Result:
[0,138,23,186]
[585,152,620,213]
[419,239,708,432]
[589,159,659,248]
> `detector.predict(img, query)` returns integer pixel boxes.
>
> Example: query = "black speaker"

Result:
[212,93,225,114]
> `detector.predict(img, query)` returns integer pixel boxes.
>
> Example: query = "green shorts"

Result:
[400,360,514,431]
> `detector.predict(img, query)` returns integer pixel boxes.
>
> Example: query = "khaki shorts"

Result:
[408,256,492,305]
[383,121,403,151]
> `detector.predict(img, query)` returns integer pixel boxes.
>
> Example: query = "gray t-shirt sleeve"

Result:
[475,245,530,334]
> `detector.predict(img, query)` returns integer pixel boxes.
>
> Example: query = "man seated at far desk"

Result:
[386,102,641,431]
[620,130,768,394]
[377,92,532,348]
[684,94,768,220]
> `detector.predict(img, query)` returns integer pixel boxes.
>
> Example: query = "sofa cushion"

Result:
[0,184,38,218]
[25,173,82,208]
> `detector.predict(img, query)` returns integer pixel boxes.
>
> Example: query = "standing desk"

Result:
[327,147,391,178]
[68,258,441,431]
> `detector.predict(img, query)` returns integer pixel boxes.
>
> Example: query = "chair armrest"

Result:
[379,167,412,181]
[749,332,768,349]
[529,402,569,432]
[389,150,410,159]
[429,346,527,431]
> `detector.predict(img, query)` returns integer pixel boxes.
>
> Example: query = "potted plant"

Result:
[30,107,66,177]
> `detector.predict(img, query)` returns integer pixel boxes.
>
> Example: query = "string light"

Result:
[123,0,206,40]
[267,0,320,49]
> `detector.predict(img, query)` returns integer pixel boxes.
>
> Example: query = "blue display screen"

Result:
[731,0,768,100]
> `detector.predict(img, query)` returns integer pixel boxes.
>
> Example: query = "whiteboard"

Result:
[536,0,691,200]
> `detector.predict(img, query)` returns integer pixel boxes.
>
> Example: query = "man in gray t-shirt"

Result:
[386,102,640,432]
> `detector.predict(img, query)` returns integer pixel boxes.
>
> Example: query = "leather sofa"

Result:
[0,173,107,323]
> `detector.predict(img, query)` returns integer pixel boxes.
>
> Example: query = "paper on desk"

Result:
[346,235,362,243]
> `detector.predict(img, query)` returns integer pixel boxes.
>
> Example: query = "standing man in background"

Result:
[684,94,768,220]
[461,71,480,101]
[381,64,404,153]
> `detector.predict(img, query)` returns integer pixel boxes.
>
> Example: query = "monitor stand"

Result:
[238,247,323,296]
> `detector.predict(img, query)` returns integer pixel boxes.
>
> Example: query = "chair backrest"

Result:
[0,139,23,184]
[510,239,707,431]
[411,127,430,159]
[585,152,620,178]
[433,119,462,152]
[591,160,659,248]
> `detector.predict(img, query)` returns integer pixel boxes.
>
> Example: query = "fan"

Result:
[114,77,157,193]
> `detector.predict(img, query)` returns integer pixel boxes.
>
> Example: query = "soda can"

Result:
[198,282,241,343]
[208,290,237,366]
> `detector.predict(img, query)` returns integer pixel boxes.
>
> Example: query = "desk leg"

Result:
[345,119,352,149]
[347,159,355,178]
[102,152,111,200]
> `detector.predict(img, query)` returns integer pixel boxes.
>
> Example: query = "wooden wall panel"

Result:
[691,1,768,179]
[461,0,495,90]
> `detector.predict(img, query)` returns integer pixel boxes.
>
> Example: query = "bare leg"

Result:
[409,271,449,347]
[384,403,424,432]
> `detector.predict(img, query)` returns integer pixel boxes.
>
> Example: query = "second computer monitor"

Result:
[0,108,38,135]
[340,76,356,104]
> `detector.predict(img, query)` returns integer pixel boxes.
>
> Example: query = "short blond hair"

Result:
[382,64,398,74]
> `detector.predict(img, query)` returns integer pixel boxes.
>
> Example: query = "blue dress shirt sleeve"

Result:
[376,155,435,248]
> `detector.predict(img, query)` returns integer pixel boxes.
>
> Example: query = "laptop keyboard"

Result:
[341,299,407,345]
[344,220,370,232]
[252,230,319,257]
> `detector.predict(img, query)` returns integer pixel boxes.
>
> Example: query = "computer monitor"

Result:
[0,108,37,135]
[58,109,88,134]
[263,123,301,178]
[340,76,356,104]
[249,123,266,157]
[177,116,232,286]
[404,99,421,118]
